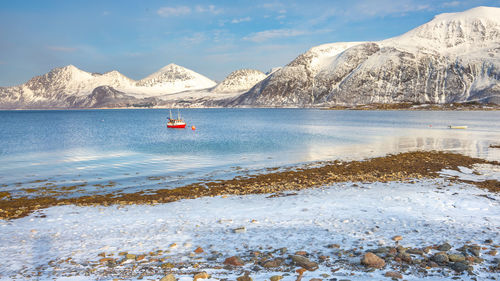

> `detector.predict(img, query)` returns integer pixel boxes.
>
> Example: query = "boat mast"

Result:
[169,109,173,120]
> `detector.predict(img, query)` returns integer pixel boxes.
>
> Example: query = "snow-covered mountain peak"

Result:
[388,6,500,51]
[157,63,183,72]
[212,69,267,93]
[136,64,216,90]
[48,64,90,78]
[133,64,216,94]
[25,65,93,91]
[433,6,500,22]
[287,42,365,75]
[100,70,133,81]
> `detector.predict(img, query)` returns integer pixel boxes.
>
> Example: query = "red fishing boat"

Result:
[167,109,186,128]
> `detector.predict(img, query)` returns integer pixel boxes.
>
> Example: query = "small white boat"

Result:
[448,125,468,129]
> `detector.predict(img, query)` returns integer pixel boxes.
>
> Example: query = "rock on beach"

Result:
[224,256,244,266]
[361,252,386,268]
[290,255,319,271]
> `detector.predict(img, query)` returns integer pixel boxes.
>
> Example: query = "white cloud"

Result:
[157,6,191,17]
[260,2,285,11]
[243,29,305,42]
[157,4,222,17]
[346,0,432,18]
[195,5,223,15]
[231,17,251,24]
[183,33,207,45]
[47,46,78,52]
[442,1,461,7]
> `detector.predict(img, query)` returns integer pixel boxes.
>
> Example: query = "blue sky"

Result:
[0,0,499,86]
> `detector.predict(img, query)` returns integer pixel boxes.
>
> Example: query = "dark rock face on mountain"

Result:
[66,86,158,108]
[212,69,267,93]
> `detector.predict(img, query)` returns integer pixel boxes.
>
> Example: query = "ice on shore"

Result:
[0,179,499,280]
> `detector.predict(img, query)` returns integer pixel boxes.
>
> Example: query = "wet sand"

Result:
[0,151,499,220]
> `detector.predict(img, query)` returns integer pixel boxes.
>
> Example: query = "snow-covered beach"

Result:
[1,158,499,281]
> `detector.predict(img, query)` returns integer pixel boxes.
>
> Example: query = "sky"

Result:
[0,0,499,86]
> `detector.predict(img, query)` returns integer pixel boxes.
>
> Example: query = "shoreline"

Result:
[1,102,500,111]
[1,150,499,220]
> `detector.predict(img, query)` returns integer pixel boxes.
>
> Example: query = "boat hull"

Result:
[167,123,186,128]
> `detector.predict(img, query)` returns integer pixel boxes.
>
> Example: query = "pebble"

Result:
[237,273,253,281]
[406,248,424,255]
[224,256,244,266]
[437,243,452,252]
[193,272,210,280]
[98,258,114,264]
[487,250,497,256]
[361,252,385,269]
[396,252,412,263]
[384,271,403,279]
[160,274,176,281]
[161,262,174,269]
[392,236,403,242]
[470,245,481,257]
[448,254,465,262]
[290,255,319,271]
[371,247,389,254]
[263,258,284,268]
[270,275,283,281]
[450,261,469,273]
[431,253,449,264]
[233,227,246,233]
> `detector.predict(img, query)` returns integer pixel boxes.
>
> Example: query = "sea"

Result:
[1,108,499,198]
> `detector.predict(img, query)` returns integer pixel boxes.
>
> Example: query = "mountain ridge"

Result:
[233,6,500,107]
[0,63,218,108]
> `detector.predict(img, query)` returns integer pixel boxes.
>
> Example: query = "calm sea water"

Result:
[1,109,499,197]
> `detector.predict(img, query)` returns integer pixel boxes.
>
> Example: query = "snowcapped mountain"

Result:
[0,65,138,108]
[212,69,267,93]
[0,64,216,108]
[233,6,500,106]
[25,65,135,97]
[136,63,216,93]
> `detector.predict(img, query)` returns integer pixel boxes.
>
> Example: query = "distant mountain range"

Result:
[1,6,499,109]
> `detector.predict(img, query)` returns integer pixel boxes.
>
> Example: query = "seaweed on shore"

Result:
[0,151,498,220]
